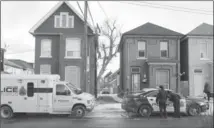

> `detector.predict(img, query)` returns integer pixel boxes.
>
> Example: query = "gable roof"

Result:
[186,23,213,36]
[29,1,94,34]
[7,59,34,70]
[123,22,183,36]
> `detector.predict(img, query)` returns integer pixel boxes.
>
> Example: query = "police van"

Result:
[0,74,95,119]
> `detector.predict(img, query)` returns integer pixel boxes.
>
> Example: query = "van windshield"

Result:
[66,83,83,95]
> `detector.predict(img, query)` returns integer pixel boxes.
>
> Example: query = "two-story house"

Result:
[29,1,96,94]
[119,22,183,93]
[180,23,213,97]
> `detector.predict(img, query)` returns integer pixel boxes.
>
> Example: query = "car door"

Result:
[52,84,73,112]
[146,91,159,112]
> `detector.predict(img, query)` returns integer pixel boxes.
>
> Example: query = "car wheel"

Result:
[188,104,201,116]
[138,105,152,117]
[0,106,14,119]
[73,105,86,118]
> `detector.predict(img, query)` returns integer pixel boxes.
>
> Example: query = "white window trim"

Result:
[40,39,52,58]
[160,41,169,58]
[54,15,60,28]
[64,38,81,59]
[60,12,69,28]
[40,64,51,74]
[137,41,147,59]
[200,42,209,60]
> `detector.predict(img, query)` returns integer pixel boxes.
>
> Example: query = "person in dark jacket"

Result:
[156,85,168,118]
[168,91,181,118]
[203,82,211,101]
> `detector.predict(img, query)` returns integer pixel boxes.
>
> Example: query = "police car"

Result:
[121,88,209,117]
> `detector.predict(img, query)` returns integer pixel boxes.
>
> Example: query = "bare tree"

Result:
[96,19,122,85]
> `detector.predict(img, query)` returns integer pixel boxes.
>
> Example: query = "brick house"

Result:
[119,22,183,93]
[29,1,96,94]
[180,23,213,96]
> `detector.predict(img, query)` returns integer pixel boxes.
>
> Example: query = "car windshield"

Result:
[66,82,83,95]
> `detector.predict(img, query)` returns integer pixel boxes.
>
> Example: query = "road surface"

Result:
[1,114,213,128]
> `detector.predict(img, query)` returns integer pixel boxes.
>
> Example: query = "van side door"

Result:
[52,84,73,112]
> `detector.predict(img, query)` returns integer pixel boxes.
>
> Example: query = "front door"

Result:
[52,84,73,112]
[65,66,80,88]
[156,70,169,89]
[193,73,204,96]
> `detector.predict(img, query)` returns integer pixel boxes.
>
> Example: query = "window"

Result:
[54,12,74,28]
[56,84,71,96]
[131,67,140,73]
[41,39,52,57]
[138,41,146,58]
[27,82,34,97]
[200,43,208,59]
[160,41,168,58]
[65,66,80,88]
[131,74,140,92]
[65,38,81,58]
[40,65,51,74]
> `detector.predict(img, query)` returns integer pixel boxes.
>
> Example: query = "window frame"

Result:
[200,42,209,60]
[40,64,51,74]
[131,73,141,92]
[56,84,71,96]
[40,39,52,58]
[54,12,74,28]
[54,15,60,28]
[160,41,169,58]
[137,40,147,59]
[65,38,81,59]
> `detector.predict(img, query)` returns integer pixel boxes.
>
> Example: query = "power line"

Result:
[87,2,96,28]
[120,1,213,16]
[97,1,109,19]
[76,1,84,16]
[139,1,213,13]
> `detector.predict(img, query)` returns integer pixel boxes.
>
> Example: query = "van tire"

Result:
[0,106,14,119]
[72,105,86,118]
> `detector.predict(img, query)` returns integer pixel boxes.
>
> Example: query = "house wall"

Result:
[121,35,180,92]
[188,37,213,96]
[33,3,95,94]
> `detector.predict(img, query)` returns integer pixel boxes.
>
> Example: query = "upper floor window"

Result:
[137,41,146,58]
[65,38,81,58]
[160,41,168,58]
[200,42,208,59]
[55,12,74,28]
[41,39,52,57]
[40,64,51,74]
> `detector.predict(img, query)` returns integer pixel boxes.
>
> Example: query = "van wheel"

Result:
[138,105,152,117]
[73,105,86,118]
[1,106,14,119]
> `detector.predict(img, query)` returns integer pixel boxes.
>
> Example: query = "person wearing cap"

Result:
[156,85,168,118]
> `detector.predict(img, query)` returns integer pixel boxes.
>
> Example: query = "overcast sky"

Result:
[1,1,213,73]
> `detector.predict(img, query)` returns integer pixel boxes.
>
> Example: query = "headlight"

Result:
[198,102,206,106]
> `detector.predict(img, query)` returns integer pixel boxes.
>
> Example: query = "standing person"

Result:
[156,85,168,118]
[203,82,211,101]
[168,91,181,118]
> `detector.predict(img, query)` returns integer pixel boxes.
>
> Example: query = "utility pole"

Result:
[84,1,89,92]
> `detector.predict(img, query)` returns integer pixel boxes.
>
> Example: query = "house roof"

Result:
[4,59,23,69]
[7,59,34,70]
[123,22,183,36]
[29,1,94,34]
[186,23,213,36]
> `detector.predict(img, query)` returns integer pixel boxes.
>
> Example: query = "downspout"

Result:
[177,37,181,93]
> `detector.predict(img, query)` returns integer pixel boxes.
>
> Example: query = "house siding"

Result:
[121,35,180,93]
[188,37,213,96]
[34,3,93,35]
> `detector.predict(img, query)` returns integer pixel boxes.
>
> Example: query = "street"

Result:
[0,114,213,128]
